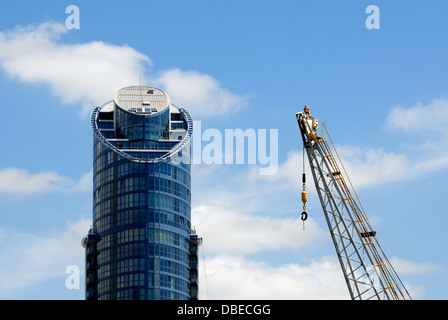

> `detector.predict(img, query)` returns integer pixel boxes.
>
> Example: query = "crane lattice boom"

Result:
[296,106,411,300]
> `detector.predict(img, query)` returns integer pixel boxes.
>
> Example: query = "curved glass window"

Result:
[115,106,170,148]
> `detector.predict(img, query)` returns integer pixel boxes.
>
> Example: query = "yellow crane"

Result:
[296,106,412,300]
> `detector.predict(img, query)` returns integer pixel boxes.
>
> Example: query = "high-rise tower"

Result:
[82,85,200,300]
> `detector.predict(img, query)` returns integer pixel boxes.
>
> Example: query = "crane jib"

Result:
[296,106,412,300]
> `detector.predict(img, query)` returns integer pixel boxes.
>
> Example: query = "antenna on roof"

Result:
[139,76,144,107]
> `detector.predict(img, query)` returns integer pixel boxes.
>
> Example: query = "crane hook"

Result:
[301,173,308,230]
[301,211,308,221]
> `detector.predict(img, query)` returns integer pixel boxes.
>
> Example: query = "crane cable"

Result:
[200,239,209,299]
[301,145,308,229]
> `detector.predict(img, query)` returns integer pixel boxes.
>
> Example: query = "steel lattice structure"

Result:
[296,107,412,300]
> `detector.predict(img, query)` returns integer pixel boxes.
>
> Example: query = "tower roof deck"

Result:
[114,85,171,115]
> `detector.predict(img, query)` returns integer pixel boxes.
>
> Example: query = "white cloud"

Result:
[334,143,448,189]
[0,167,73,196]
[153,68,249,119]
[258,142,448,191]
[256,97,448,192]
[0,22,248,118]
[386,98,448,132]
[198,253,429,300]
[191,169,352,300]
[199,254,350,299]
[192,164,295,216]
[193,205,326,255]
[0,167,91,196]
[249,150,303,186]
[389,257,443,276]
[0,22,150,116]
[0,217,90,298]
[68,169,93,193]
[251,146,407,190]
[413,155,448,173]
[335,144,412,188]
[191,176,428,299]
[384,97,448,174]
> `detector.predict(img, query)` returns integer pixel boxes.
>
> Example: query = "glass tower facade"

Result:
[82,85,200,300]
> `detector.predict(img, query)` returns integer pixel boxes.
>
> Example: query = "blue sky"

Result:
[0,1,447,299]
